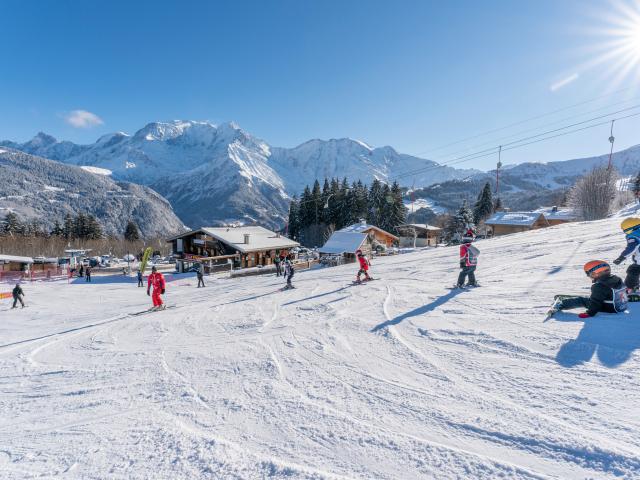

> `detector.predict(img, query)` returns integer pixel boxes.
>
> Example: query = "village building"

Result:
[534,206,578,226]
[338,221,399,248]
[0,254,33,281]
[396,224,442,247]
[485,211,551,236]
[167,226,299,272]
[319,231,373,266]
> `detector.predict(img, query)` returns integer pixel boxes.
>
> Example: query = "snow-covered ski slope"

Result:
[1,216,639,479]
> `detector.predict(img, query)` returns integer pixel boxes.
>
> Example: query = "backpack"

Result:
[466,244,480,265]
[608,286,629,313]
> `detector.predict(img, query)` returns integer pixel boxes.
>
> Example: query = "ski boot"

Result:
[465,283,480,288]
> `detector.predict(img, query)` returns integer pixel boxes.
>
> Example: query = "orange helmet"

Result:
[583,260,610,278]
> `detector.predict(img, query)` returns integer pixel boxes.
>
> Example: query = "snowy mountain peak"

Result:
[29,131,57,147]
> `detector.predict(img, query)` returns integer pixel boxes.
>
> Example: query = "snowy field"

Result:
[1,216,640,479]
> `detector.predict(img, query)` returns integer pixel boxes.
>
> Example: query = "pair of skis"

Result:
[129,305,176,316]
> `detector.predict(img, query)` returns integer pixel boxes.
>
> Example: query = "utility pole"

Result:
[496,145,502,196]
[608,120,615,170]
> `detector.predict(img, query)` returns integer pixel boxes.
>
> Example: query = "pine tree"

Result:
[493,197,503,212]
[473,182,493,224]
[50,220,64,237]
[446,201,474,242]
[74,213,88,239]
[85,215,103,240]
[388,181,407,232]
[633,172,640,199]
[368,179,384,226]
[63,213,74,239]
[298,185,313,229]
[311,179,322,225]
[355,181,368,224]
[2,212,23,236]
[287,196,300,240]
[124,221,140,241]
[378,183,393,232]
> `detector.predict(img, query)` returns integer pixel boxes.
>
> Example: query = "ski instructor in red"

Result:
[147,266,166,310]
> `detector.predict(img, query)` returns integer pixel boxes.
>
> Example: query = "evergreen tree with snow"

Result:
[124,221,140,241]
[63,213,74,239]
[368,179,384,226]
[2,212,23,236]
[493,197,503,213]
[311,179,322,225]
[388,181,407,232]
[473,182,493,224]
[633,172,640,199]
[298,186,313,229]
[50,220,64,237]
[85,215,103,240]
[445,201,475,242]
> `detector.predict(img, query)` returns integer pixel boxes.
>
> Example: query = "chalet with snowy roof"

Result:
[338,221,399,248]
[534,206,578,226]
[396,224,442,247]
[319,231,374,265]
[167,226,299,272]
[485,211,550,237]
[0,254,33,282]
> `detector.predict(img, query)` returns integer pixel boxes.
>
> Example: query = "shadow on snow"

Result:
[554,311,640,368]
[371,289,465,333]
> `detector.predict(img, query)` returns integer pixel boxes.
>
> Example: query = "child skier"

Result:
[283,255,295,289]
[147,266,166,310]
[355,249,372,283]
[11,283,25,309]
[455,234,479,288]
[549,260,627,318]
[613,217,640,291]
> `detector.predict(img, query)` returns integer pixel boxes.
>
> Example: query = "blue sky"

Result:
[1,0,640,170]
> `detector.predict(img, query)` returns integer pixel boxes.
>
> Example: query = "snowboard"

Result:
[280,285,296,291]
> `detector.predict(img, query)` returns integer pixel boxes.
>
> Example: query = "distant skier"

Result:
[355,249,372,283]
[613,217,640,292]
[283,255,295,289]
[549,260,627,318]
[274,253,282,277]
[137,270,144,287]
[85,265,92,282]
[79,264,84,278]
[197,266,205,288]
[11,283,25,309]
[147,266,166,310]
[455,234,479,288]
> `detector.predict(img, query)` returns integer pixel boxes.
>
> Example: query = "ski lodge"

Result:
[319,231,373,265]
[396,224,442,247]
[0,254,33,282]
[534,206,578,226]
[167,226,299,272]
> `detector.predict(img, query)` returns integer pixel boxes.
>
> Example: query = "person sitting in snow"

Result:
[550,260,627,318]
[613,217,640,292]
[455,234,479,288]
[355,249,372,283]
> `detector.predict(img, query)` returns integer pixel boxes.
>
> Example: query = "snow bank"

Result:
[1,215,639,478]
[80,165,113,176]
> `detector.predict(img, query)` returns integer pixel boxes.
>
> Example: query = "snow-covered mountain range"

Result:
[0,148,184,237]
[3,120,640,228]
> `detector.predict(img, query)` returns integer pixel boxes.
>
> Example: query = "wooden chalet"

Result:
[338,221,399,248]
[485,212,550,236]
[319,231,373,264]
[534,206,577,226]
[396,224,442,247]
[167,226,299,272]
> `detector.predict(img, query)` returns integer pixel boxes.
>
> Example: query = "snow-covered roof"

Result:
[485,212,546,226]
[169,226,299,254]
[397,223,442,232]
[320,232,367,254]
[339,222,399,240]
[0,254,34,264]
[534,207,577,221]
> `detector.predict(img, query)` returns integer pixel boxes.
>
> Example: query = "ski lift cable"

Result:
[413,85,638,157]
[427,94,640,164]
[392,105,640,181]
[393,110,640,182]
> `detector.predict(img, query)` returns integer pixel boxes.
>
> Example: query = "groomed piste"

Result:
[1,211,639,479]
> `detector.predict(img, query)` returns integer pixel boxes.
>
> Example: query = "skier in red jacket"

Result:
[147,266,166,310]
[455,235,479,288]
[355,249,372,283]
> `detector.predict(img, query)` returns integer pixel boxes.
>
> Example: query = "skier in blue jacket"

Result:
[613,217,640,291]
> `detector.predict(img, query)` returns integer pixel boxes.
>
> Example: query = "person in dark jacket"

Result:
[79,264,84,278]
[11,283,25,308]
[137,270,144,287]
[274,252,282,277]
[197,266,205,288]
[455,235,479,288]
[85,265,92,282]
[552,260,626,318]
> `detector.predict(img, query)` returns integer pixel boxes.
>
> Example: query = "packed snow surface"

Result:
[80,165,113,176]
[1,216,639,479]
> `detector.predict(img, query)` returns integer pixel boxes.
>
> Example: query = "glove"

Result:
[613,256,624,265]
[147,290,150,296]
[161,288,165,294]
[578,312,590,319]
[460,261,465,268]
